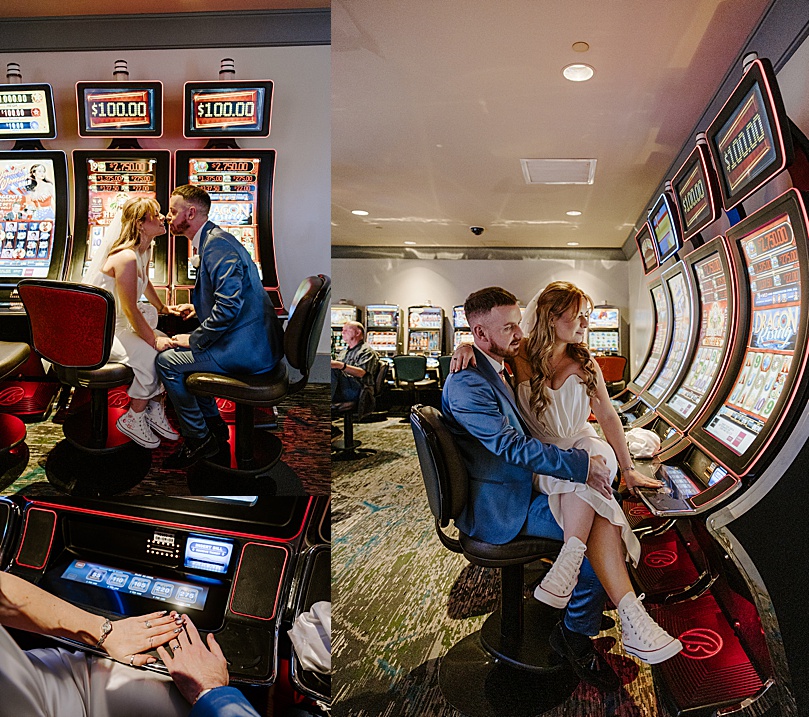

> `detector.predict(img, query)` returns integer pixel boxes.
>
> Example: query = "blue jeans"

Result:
[155,347,223,439]
[331,368,362,403]
[520,492,606,637]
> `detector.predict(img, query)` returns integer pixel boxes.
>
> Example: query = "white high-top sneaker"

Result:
[533,536,587,608]
[618,593,683,664]
[145,397,180,441]
[116,408,161,449]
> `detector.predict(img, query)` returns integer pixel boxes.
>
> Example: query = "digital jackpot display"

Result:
[409,306,442,329]
[636,224,658,274]
[331,305,358,326]
[0,84,56,139]
[649,193,681,264]
[666,248,730,421]
[706,58,791,211]
[184,81,273,137]
[589,307,619,329]
[77,82,162,137]
[672,144,720,241]
[453,305,469,328]
[646,270,692,401]
[634,284,670,388]
[409,306,443,355]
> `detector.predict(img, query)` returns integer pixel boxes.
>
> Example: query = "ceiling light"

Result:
[562,63,594,82]
[404,241,417,245]
[566,210,582,216]
[351,210,369,216]
[567,241,580,246]
[572,41,590,53]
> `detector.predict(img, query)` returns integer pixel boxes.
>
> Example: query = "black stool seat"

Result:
[186,362,289,405]
[0,342,29,377]
[460,532,562,567]
[331,400,355,412]
[57,364,134,390]
[0,341,31,491]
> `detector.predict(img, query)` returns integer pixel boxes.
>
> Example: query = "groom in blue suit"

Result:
[157,184,283,469]
[441,286,619,691]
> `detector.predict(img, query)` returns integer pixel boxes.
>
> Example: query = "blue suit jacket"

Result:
[190,222,283,374]
[441,346,589,544]
[190,687,260,717]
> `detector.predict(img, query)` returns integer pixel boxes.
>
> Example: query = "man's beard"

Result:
[170,218,191,236]
[488,336,519,359]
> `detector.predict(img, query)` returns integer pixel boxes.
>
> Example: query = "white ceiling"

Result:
[332,0,774,249]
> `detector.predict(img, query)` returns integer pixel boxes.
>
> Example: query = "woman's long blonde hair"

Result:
[108,197,161,257]
[526,281,598,421]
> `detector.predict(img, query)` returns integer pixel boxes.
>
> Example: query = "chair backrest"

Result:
[437,355,452,385]
[17,280,116,370]
[283,275,331,390]
[594,355,627,383]
[410,404,468,529]
[374,361,390,395]
[393,354,427,383]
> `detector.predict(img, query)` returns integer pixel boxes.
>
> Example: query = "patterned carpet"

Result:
[332,417,666,717]
[1,382,330,497]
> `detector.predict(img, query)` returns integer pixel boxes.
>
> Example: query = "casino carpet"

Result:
[1,382,330,497]
[332,417,666,717]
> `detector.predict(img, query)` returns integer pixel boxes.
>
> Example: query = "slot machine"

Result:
[407,305,444,368]
[452,305,473,350]
[330,302,361,358]
[365,304,401,359]
[0,76,69,422]
[174,72,282,313]
[67,74,171,309]
[587,305,621,355]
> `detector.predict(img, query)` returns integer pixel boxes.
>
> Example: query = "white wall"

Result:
[0,46,331,375]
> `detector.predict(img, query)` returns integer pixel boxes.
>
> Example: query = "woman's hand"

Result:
[621,467,664,496]
[103,610,185,666]
[450,343,476,372]
[154,336,177,352]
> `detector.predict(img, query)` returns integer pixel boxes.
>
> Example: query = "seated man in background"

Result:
[331,321,379,406]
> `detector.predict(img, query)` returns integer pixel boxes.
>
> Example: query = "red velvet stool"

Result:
[0,341,31,490]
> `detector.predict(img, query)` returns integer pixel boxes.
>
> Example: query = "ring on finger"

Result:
[129,655,135,666]
[171,641,182,651]
[145,620,152,629]
[149,636,153,648]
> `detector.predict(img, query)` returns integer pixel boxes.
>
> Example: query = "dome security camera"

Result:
[470,226,484,236]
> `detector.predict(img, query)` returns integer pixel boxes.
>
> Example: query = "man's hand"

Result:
[156,616,229,705]
[586,455,612,498]
[330,359,345,369]
[154,336,177,352]
[169,303,196,320]
[172,334,192,349]
[450,344,476,372]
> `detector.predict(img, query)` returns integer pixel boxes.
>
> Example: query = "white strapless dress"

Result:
[517,375,641,566]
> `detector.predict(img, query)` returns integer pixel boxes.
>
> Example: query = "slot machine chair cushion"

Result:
[393,355,437,417]
[438,355,453,386]
[594,355,627,396]
[410,405,574,717]
[0,341,32,490]
[17,279,152,496]
[332,361,388,460]
[185,275,331,484]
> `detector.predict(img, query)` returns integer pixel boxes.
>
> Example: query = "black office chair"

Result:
[393,355,437,419]
[0,341,32,490]
[437,355,453,386]
[332,361,388,460]
[410,405,577,716]
[185,275,330,488]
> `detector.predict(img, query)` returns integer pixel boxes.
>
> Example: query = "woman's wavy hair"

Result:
[526,281,597,423]
[108,197,162,257]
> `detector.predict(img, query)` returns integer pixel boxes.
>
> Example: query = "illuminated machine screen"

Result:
[70,152,169,284]
[649,193,681,264]
[646,270,692,402]
[590,307,619,329]
[706,58,791,211]
[703,201,803,458]
[634,284,670,388]
[368,331,397,353]
[409,306,442,329]
[183,535,234,574]
[0,83,56,139]
[0,154,67,281]
[672,144,720,241]
[636,224,658,275]
[184,81,273,138]
[453,306,469,328]
[666,249,730,422]
[588,331,619,353]
[453,331,474,350]
[61,559,210,611]
[366,305,398,328]
[331,305,357,325]
[77,82,162,137]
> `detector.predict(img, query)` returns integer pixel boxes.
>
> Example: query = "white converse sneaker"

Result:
[116,408,161,449]
[618,593,683,664]
[145,398,180,441]
[533,536,587,608]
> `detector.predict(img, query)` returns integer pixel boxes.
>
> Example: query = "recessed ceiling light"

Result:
[351,210,369,216]
[567,241,580,246]
[562,63,594,82]
[404,241,417,245]
[566,210,582,216]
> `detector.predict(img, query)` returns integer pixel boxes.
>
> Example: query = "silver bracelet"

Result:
[620,462,636,472]
[95,618,112,649]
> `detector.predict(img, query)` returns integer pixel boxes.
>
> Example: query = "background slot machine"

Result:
[452,305,473,350]
[0,75,69,421]
[407,305,444,367]
[365,304,401,359]
[330,302,361,358]
[68,74,169,306]
[587,304,621,355]
[174,70,281,312]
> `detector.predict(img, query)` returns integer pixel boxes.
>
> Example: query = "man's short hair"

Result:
[343,320,365,337]
[172,184,211,214]
[464,287,519,323]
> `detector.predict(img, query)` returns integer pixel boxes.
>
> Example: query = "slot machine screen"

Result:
[331,305,357,326]
[644,269,693,402]
[649,193,682,264]
[453,332,474,350]
[697,190,809,472]
[589,308,619,329]
[633,283,670,389]
[636,224,658,275]
[409,307,442,329]
[706,58,792,211]
[184,81,273,138]
[664,245,730,424]
[588,331,619,354]
[366,305,398,329]
[367,331,397,353]
[672,144,720,241]
[453,306,469,328]
[77,82,162,137]
[0,83,56,140]
[0,152,68,285]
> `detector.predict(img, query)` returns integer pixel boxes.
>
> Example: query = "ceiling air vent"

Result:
[520,158,596,185]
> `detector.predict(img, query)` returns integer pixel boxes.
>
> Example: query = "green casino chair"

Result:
[0,341,32,490]
[392,354,437,419]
